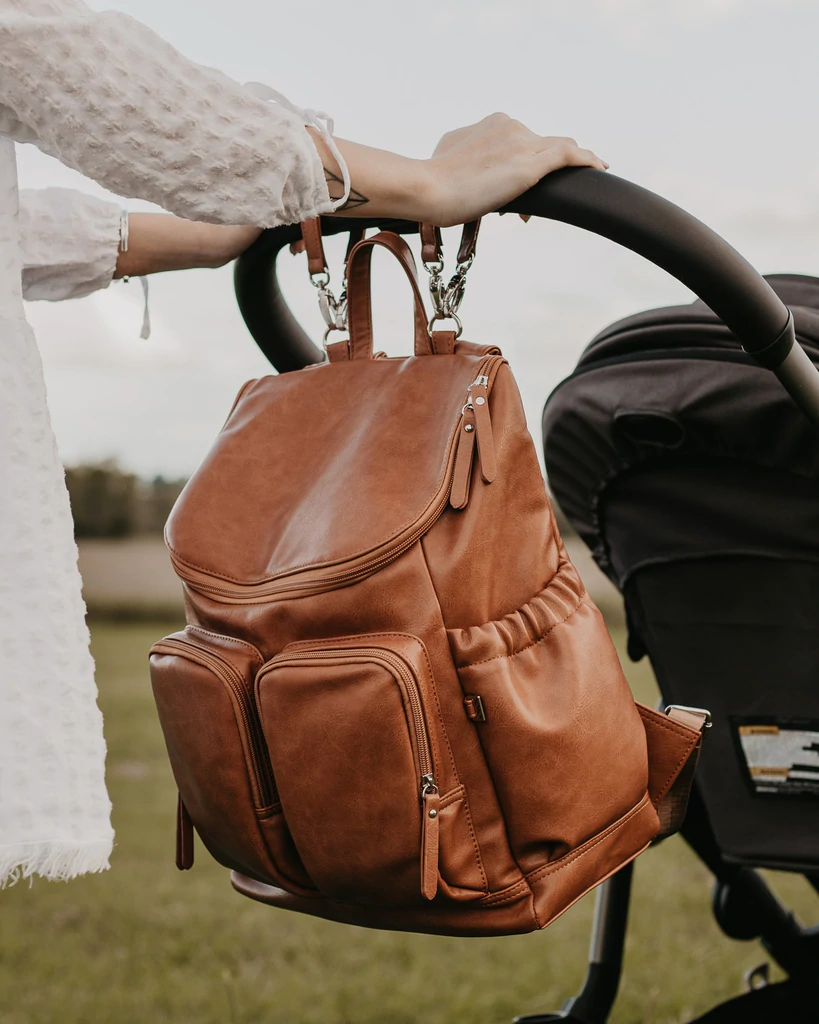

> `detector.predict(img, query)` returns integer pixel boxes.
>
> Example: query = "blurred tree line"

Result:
[65,461,187,538]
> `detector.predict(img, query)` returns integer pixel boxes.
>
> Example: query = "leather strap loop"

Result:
[457,220,481,264]
[431,330,456,356]
[301,217,327,277]
[420,223,443,265]
[418,220,482,267]
[346,231,433,360]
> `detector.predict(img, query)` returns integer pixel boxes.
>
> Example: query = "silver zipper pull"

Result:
[420,774,440,900]
[466,378,496,483]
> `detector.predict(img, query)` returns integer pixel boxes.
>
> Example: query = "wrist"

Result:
[386,156,436,222]
[197,225,262,268]
[321,136,434,222]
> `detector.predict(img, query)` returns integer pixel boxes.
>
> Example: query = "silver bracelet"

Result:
[119,209,129,252]
[119,209,130,283]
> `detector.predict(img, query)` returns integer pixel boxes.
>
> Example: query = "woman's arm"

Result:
[19,188,261,302]
[0,2,605,233]
[114,217,261,279]
[313,118,607,227]
[0,1,330,228]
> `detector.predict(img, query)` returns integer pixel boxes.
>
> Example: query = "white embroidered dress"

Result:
[0,0,333,886]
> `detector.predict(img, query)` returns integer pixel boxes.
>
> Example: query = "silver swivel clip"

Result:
[422,245,474,339]
[310,267,349,347]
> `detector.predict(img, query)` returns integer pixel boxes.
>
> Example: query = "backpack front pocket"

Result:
[256,633,482,905]
[149,627,314,894]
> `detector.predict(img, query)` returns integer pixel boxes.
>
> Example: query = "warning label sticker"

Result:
[735,720,819,797]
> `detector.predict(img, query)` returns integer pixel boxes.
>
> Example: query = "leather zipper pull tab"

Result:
[450,408,476,510]
[176,793,194,871]
[469,379,496,483]
[420,783,440,900]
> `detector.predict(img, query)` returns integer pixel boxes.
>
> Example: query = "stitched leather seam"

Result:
[456,792,489,895]
[638,705,698,740]
[525,795,652,884]
[416,545,495,895]
[154,643,267,811]
[167,483,453,585]
[271,632,448,784]
[185,625,264,667]
[412,628,489,894]
[285,631,461,788]
[638,709,699,803]
[478,881,534,908]
[480,879,529,903]
[438,785,465,809]
[529,889,543,930]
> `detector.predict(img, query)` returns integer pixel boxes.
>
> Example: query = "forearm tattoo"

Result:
[325,169,369,210]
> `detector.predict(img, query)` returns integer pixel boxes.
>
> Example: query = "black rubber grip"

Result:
[234,168,793,372]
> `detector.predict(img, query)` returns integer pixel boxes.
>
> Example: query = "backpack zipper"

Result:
[170,355,505,603]
[152,636,277,808]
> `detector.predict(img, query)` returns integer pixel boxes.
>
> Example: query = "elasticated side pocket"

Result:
[447,560,652,875]
[149,627,315,894]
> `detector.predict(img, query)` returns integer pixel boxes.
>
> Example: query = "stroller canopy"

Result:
[543,274,819,589]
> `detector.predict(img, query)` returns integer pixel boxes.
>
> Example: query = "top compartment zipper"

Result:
[170,355,504,604]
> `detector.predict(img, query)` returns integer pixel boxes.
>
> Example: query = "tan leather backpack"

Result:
[149,221,708,937]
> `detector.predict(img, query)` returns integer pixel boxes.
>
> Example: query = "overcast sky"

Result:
[19,0,819,477]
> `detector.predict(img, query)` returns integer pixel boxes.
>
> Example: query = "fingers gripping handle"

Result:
[346,232,434,360]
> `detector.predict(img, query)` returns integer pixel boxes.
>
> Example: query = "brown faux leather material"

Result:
[420,223,443,265]
[150,225,706,937]
[638,704,707,841]
[346,231,433,360]
[431,330,456,356]
[457,220,481,264]
[301,217,327,277]
[418,221,481,266]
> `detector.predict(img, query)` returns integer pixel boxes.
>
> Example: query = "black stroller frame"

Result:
[233,169,819,1022]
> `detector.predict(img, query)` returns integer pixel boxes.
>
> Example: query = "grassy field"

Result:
[1,619,817,1024]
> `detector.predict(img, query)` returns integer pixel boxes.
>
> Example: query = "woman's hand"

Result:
[315,114,607,227]
[422,114,608,226]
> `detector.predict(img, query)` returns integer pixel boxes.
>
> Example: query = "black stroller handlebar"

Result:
[234,167,819,428]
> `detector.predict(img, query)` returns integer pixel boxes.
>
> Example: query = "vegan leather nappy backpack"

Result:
[149,220,708,937]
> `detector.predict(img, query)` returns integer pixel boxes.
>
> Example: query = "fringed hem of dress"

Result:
[0,837,114,888]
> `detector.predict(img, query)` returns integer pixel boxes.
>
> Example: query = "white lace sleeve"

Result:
[19,187,121,301]
[0,0,333,228]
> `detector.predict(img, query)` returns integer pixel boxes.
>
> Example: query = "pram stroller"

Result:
[233,169,819,1022]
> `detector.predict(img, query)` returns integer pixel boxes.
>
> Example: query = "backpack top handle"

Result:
[344,231,433,361]
[234,167,819,430]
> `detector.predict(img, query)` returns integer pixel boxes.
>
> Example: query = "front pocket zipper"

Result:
[153,635,276,808]
[169,355,504,604]
[256,637,445,903]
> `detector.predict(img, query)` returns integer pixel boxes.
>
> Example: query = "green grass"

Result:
[1,621,816,1024]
